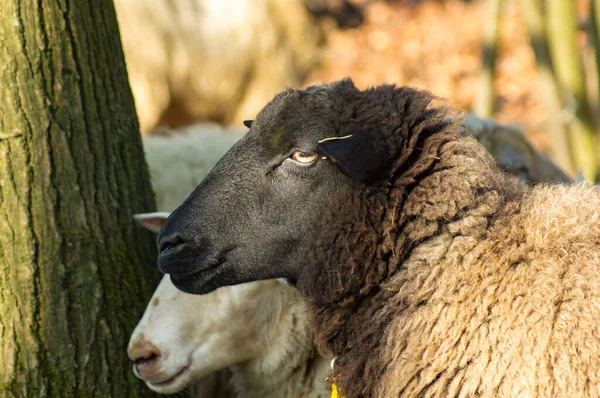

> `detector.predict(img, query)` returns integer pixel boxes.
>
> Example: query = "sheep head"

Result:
[157,79,462,298]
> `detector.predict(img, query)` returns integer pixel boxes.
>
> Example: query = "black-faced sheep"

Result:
[138,119,562,397]
[135,128,332,397]
[157,79,600,397]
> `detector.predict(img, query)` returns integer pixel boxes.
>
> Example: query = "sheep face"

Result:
[157,81,373,295]
[128,274,278,393]
[158,79,440,296]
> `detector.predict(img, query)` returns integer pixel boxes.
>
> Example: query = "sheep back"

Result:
[374,183,600,397]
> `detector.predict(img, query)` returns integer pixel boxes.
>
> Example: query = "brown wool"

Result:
[295,82,600,397]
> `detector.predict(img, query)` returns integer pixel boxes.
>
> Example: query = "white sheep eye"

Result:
[291,151,318,164]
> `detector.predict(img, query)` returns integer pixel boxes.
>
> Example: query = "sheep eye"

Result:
[291,151,318,164]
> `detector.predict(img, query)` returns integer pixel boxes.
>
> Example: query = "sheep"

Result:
[156,79,600,398]
[114,0,320,132]
[138,124,245,397]
[128,213,331,398]
[135,119,564,397]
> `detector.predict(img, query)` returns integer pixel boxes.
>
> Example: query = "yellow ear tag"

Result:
[331,383,339,398]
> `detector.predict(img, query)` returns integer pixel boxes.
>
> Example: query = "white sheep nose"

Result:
[128,338,162,380]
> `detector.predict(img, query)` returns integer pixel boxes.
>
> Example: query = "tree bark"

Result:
[0,0,160,396]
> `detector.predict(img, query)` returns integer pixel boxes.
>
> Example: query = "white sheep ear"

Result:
[133,212,171,233]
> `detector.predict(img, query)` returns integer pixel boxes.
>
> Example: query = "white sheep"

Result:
[115,0,320,132]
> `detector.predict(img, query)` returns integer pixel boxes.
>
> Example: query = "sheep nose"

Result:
[134,353,161,379]
[158,232,186,256]
[128,340,162,380]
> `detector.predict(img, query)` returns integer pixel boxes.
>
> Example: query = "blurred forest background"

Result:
[117,0,600,181]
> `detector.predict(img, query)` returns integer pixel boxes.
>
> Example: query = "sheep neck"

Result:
[298,123,529,397]
[228,284,330,398]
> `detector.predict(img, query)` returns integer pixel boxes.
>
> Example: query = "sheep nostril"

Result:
[158,233,186,255]
[134,353,160,370]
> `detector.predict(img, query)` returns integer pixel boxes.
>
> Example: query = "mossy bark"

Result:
[0,0,161,396]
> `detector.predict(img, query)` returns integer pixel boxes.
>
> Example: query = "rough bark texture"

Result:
[0,0,161,396]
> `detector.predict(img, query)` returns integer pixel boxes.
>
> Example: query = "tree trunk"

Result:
[0,0,160,396]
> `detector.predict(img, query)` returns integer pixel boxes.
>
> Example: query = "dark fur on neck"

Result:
[297,84,527,397]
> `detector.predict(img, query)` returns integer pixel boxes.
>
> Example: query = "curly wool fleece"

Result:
[294,81,600,398]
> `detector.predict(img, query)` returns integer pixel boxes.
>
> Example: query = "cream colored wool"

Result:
[376,183,600,397]
[276,82,597,398]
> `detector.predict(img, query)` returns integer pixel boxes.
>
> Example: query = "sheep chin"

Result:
[145,365,191,394]
[170,259,226,295]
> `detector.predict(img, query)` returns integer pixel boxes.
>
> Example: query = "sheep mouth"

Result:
[147,365,189,388]
[173,259,223,281]
[169,246,235,294]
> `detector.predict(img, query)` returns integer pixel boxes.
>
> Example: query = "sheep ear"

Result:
[133,212,171,234]
[243,120,254,128]
[317,131,387,183]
